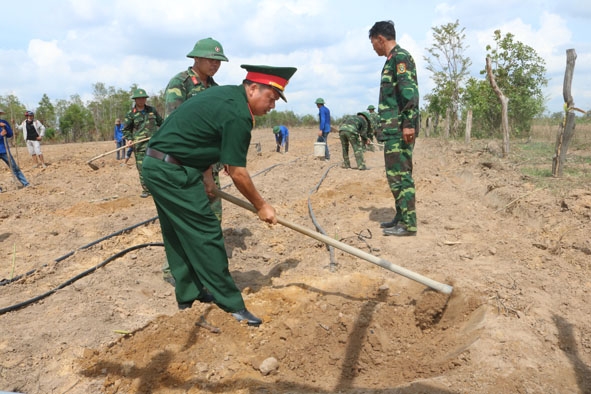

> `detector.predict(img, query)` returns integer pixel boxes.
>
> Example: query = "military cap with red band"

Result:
[241,64,297,102]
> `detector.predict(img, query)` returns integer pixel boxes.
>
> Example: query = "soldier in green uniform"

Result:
[338,112,371,170]
[160,38,228,285]
[366,104,380,151]
[142,64,297,326]
[123,88,163,198]
[369,20,419,236]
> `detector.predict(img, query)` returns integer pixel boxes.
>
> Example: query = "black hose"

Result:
[0,216,159,286]
[0,242,163,315]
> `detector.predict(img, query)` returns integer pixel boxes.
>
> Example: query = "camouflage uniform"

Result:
[164,67,218,117]
[338,113,370,170]
[123,102,163,194]
[378,44,419,232]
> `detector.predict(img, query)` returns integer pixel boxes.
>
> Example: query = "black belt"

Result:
[146,148,183,166]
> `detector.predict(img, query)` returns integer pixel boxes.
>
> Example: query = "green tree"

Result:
[483,30,547,137]
[59,95,94,142]
[36,94,57,129]
[424,20,472,137]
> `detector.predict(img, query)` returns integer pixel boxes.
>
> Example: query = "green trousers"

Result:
[383,137,417,231]
[142,156,245,312]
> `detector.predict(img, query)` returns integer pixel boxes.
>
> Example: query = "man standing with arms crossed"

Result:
[369,20,419,236]
[160,37,229,286]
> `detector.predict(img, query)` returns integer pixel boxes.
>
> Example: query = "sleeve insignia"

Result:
[397,63,407,74]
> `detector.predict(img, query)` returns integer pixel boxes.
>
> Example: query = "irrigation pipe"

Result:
[0,216,159,286]
[307,164,339,271]
[0,242,163,315]
[215,189,453,294]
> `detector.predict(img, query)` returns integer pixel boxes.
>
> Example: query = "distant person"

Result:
[366,105,380,150]
[123,88,163,198]
[315,98,331,160]
[160,37,229,285]
[338,112,371,170]
[273,125,289,153]
[113,118,126,161]
[0,108,29,188]
[15,110,47,168]
[142,64,297,326]
[369,20,419,237]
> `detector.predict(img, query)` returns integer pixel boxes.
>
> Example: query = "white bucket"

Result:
[314,142,326,158]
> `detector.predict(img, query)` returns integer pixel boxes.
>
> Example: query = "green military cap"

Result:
[187,37,229,61]
[367,105,375,110]
[315,98,325,104]
[241,64,297,102]
[131,88,149,99]
[272,126,280,134]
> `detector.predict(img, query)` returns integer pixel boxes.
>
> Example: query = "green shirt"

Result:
[122,104,163,141]
[338,115,369,139]
[164,67,218,117]
[378,44,419,138]
[148,85,253,170]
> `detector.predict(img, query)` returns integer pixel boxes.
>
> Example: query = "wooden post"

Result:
[465,109,472,144]
[552,49,578,177]
[444,108,450,139]
[486,57,510,157]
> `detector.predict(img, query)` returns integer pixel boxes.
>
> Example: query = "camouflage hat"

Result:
[241,64,297,102]
[186,37,229,61]
[315,98,325,105]
[272,126,281,134]
[131,88,149,99]
[367,105,376,110]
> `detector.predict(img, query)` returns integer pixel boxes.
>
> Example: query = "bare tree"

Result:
[552,49,585,177]
[486,57,509,157]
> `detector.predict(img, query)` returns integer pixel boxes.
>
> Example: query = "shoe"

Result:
[231,308,262,326]
[380,218,399,228]
[178,301,194,310]
[140,192,150,198]
[196,292,215,304]
[358,166,369,171]
[383,224,417,237]
[41,164,47,168]
[341,163,351,169]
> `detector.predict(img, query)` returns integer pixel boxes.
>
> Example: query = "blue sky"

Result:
[1,0,590,118]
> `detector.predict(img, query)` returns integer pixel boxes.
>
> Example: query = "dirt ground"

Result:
[0,127,590,394]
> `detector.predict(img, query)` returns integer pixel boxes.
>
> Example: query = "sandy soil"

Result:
[0,127,590,394]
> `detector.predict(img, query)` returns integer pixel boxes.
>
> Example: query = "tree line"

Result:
[1,22,589,145]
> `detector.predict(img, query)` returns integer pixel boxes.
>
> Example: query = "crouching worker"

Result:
[338,112,372,170]
[142,64,297,327]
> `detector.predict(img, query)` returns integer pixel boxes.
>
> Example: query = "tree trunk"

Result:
[552,49,578,177]
[465,109,472,144]
[444,108,450,139]
[486,57,510,157]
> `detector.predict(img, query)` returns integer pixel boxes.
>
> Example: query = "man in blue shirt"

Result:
[272,125,289,153]
[0,108,29,189]
[315,98,331,160]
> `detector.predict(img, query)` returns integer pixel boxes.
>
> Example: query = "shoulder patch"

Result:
[397,63,407,74]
